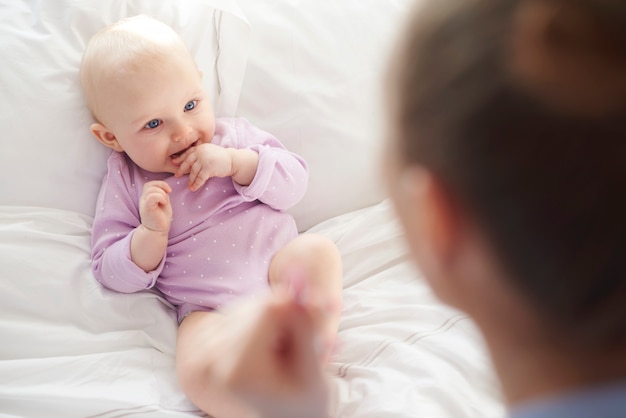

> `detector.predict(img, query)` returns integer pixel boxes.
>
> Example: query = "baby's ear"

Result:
[90,123,123,152]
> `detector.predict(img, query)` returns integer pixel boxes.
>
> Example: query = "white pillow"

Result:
[0,0,249,218]
[235,0,412,231]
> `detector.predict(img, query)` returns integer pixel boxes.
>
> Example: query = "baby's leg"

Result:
[176,311,258,418]
[269,233,343,360]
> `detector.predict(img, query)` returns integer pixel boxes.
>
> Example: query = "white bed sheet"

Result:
[0,203,503,417]
[0,0,506,416]
[317,202,504,418]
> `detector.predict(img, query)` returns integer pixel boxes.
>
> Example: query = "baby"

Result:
[80,15,342,417]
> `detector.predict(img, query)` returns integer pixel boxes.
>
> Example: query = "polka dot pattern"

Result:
[91,118,307,324]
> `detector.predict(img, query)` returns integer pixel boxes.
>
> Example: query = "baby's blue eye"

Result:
[184,100,197,111]
[145,119,161,129]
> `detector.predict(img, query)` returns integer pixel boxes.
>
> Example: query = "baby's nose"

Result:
[172,124,193,142]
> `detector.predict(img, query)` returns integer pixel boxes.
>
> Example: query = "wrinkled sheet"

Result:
[0,202,504,417]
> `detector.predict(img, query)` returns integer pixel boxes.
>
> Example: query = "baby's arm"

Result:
[173,119,308,211]
[229,147,260,187]
[231,118,309,210]
[91,158,168,293]
[236,147,308,211]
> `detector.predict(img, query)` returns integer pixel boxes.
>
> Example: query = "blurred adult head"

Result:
[385,0,626,404]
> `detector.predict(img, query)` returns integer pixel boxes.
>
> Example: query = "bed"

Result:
[0,1,505,417]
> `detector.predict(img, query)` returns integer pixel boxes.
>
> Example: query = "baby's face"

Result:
[94,53,215,174]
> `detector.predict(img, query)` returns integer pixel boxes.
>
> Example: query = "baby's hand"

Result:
[174,143,234,191]
[139,181,172,233]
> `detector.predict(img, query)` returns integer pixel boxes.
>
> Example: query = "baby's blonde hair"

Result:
[80,15,194,121]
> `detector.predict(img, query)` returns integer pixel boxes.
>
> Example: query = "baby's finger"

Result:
[144,180,172,194]
[188,161,209,191]
[176,152,197,178]
[144,190,169,209]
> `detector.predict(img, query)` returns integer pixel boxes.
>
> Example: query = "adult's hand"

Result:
[214,294,329,418]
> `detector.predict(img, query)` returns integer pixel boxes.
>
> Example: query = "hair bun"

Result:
[510,0,626,116]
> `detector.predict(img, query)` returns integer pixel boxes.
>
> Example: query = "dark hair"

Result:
[392,0,626,347]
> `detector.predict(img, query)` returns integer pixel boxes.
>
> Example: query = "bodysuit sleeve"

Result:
[227,118,309,211]
[91,153,165,293]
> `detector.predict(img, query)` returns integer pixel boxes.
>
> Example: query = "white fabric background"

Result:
[235,0,410,230]
[0,0,249,218]
[0,0,504,416]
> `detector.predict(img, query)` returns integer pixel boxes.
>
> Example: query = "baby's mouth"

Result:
[170,140,199,160]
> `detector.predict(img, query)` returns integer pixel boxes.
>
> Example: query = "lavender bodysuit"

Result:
[91,118,308,322]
